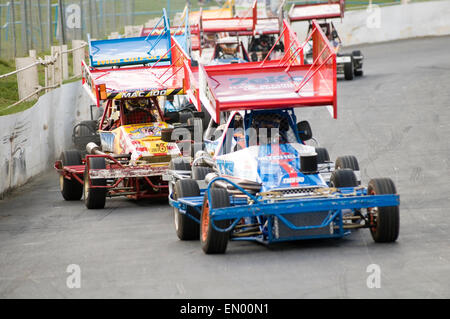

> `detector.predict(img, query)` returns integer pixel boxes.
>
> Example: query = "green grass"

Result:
[0,44,79,116]
[0,59,38,116]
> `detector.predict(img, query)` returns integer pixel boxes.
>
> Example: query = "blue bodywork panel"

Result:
[89,9,172,67]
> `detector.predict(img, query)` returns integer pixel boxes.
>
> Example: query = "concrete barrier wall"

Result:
[0,82,93,197]
[292,1,450,46]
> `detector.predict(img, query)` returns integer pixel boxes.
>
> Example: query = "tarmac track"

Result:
[0,35,449,298]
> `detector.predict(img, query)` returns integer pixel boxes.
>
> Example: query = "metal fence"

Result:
[0,0,429,60]
[0,0,177,59]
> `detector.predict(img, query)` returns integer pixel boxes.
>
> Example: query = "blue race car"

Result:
[167,109,399,254]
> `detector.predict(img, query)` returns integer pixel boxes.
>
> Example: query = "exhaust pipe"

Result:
[86,142,131,159]
[86,142,104,155]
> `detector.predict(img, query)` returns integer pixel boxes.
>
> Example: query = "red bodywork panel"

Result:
[201,0,257,34]
[288,0,345,22]
[239,17,281,36]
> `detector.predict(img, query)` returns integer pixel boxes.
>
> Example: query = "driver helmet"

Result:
[125,99,140,112]
[125,98,150,111]
[220,43,238,56]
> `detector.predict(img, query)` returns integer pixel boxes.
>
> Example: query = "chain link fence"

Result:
[0,0,190,59]
[0,0,434,59]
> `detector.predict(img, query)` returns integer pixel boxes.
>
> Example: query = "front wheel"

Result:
[59,150,83,200]
[84,157,107,209]
[173,179,200,240]
[200,188,231,254]
[330,169,358,188]
[367,178,399,243]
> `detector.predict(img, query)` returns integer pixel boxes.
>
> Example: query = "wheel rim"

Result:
[173,187,179,231]
[84,175,89,200]
[59,175,64,191]
[174,208,179,231]
[201,200,210,242]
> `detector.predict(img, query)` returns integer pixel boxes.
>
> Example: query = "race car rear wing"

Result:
[239,0,284,36]
[200,0,257,34]
[196,20,337,122]
[82,37,192,107]
[88,9,171,67]
[189,0,234,25]
[140,6,191,55]
[288,0,345,22]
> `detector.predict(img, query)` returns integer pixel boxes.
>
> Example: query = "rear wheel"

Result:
[368,178,399,243]
[192,166,213,180]
[352,50,364,76]
[169,157,191,171]
[344,57,354,81]
[173,179,200,240]
[59,150,83,200]
[330,169,358,188]
[191,142,204,158]
[84,157,107,209]
[336,155,360,185]
[76,120,97,135]
[316,147,330,164]
[187,117,204,138]
[201,188,231,254]
[335,155,360,171]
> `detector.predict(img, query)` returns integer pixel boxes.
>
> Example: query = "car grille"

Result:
[272,211,333,239]
[269,186,323,196]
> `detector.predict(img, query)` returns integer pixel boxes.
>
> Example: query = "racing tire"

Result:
[336,155,360,185]
[352,51,363,77]
[368,178,399,243]
[179,111,194,124]
[344,58,354,81]
[84,157,107,209]
[59,150,83,201]
[169,157,191,171]
[191,142,204,158]
[200,188,231,254]
[187,117,204,140]
[335,155,360,171]
[173,179,201,240]
[192,166,213,181]
[316,147,330,164]
[78,120,97,135]
[161,128,174,143]
[330,169,358,188]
